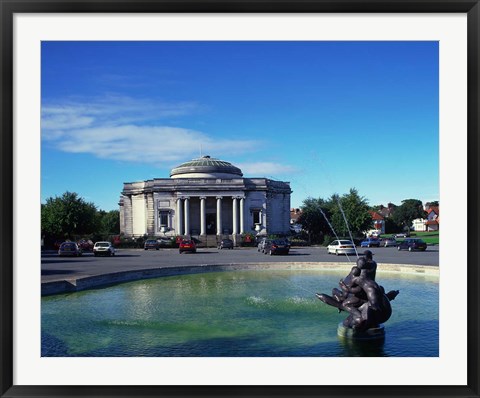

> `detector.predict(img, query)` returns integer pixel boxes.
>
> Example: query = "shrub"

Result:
[240,232,255,247]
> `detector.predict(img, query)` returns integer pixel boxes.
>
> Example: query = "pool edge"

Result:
[41,262,438,296]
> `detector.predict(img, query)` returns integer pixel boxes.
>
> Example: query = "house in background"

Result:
[290,208,303,233]
[377,203,397,218]
[366,210,385,236]
[425,207,440,231]
[413,206,440,232]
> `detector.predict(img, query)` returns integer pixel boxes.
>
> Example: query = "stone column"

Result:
[239,197,245,234]
[216,196,223,235]
[124,195,133,236]
[232,197,238,235]
[146,193,155,236]
[184,197,190,236]
[200,196,207,235]
[119,197,125,235]
[176,198,183,236]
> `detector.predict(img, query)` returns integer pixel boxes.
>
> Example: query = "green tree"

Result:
[297,197,331,244]
[298,188,372,243]
[384,217,402,234]
[329,189,372,238]
[392,199,426,232]
[41,191,98,239]
[97,210,120,234]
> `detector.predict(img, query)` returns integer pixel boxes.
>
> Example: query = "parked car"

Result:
[394,232,410,238]
[382,237,397,247]
[58,242,82,257]
[360,238,381,248]
[144,239,160,250]
[218,238,234,250]
[327,240,356,256]
[158,237,173,247]
[77,239,93,251]
[263,239,290,255]
[179,239,196,254]
[257,238,271,253]
[93,241,116,256]
[397,238,427,252]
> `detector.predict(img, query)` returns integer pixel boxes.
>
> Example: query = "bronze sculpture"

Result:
[316,250,399,335]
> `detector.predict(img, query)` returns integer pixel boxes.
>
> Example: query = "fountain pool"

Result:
[41,268,438,357]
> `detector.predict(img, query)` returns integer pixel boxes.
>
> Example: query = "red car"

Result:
[179,239,196,254]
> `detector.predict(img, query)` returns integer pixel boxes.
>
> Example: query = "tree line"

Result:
[41,191,120,244]
[41,189,428,247]
[297,188,427,244]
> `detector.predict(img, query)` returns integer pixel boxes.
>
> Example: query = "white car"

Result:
[327,240,356,255]
[93,241,116,256]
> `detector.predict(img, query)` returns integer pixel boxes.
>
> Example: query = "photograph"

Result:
[40,40,440,358]
[2,3,479,398]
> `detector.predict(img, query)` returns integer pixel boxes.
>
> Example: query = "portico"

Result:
[174,195,246,236]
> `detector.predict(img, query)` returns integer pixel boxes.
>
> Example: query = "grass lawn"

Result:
[383,231,439,245]
[410,231,439,244]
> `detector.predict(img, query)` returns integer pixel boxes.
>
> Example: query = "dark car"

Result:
[58,242,82,257]
[179,239,196,254]
[263,239,290,255]
[397,238,427,252]
[144,239,160,250]
[360,238,381,248]
[77,239,93,251]
[158,237,173,247]
[218,238,234,249]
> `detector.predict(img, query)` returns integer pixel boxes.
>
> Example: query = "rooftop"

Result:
[170,155,243,179]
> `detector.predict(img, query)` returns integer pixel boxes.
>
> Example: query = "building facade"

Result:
[119,156,292,239]
[413,206,440,232]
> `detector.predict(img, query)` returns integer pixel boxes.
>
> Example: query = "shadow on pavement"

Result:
[41,269,77,276]
[42,259,91,264]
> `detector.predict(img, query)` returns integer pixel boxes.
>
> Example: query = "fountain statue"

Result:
[316,250,399,339]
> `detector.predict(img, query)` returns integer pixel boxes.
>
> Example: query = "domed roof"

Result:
[170,155,243,179]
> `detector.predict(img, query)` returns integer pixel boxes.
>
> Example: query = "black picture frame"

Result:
[1,1,479,397]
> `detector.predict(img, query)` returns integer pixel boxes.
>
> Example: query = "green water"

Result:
[41,269,439,357]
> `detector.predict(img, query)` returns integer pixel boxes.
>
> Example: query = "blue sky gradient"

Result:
[41,41,439,211]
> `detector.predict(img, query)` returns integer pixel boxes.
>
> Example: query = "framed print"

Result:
[1,1,479,397]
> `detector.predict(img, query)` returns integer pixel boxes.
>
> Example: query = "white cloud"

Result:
[41,96,299,173]
[42,95,259,165]
[54,124,258,165]
[41,95,201,132]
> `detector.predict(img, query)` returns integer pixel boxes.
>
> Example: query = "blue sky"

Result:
[41,41,439,211]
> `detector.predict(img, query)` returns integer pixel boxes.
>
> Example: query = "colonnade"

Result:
[175,196,245,236]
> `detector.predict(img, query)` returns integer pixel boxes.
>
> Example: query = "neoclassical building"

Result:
[119,156,292,240]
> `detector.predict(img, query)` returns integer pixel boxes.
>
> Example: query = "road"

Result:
[41,245,439,284]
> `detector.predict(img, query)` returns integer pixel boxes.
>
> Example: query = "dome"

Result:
[170,155,243,179]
